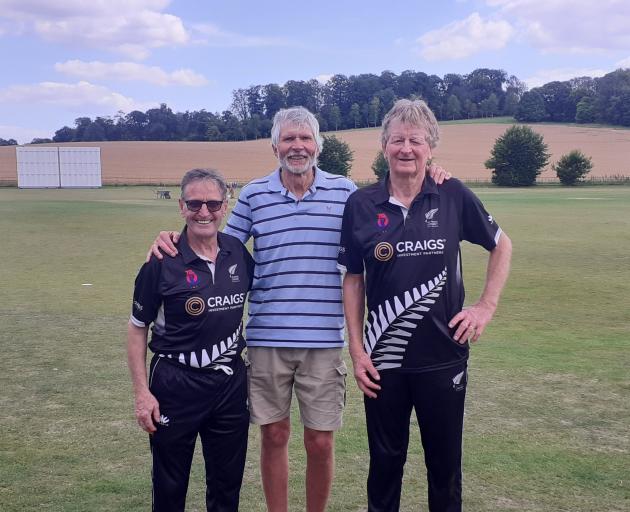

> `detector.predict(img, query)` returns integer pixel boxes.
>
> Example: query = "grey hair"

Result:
[381,99,440,149]
[180,168,228,200]
[271,106,323,153]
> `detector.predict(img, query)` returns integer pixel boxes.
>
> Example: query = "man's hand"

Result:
[448,301,495,344]
[427,163,452,185]
[146,231,180,262]
[134,389,161,433]
[351,351,381,399]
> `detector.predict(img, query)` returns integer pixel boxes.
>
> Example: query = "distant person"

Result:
[338,99,512,511]
[148,107,450,512]
[128,168,254,511]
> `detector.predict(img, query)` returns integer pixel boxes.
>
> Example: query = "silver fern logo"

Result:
[425,208,439,228]
[179,321,242,369]
[364,268,447,370]
[452,370,466,391]
[158,414,170,426]
[228,264,240,282]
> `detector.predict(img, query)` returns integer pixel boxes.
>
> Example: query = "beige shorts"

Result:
[245,347,347,431]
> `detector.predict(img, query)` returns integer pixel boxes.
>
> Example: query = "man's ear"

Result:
[272,145,278,157]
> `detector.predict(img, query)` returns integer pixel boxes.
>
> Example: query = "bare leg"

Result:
[304,427,334,512]
[261,418,291,512]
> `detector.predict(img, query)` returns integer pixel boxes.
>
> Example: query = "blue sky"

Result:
[1,0,628,143]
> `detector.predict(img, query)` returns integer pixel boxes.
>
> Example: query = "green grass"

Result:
[1,186,629,511]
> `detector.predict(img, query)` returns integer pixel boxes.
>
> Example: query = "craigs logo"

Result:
[185,269,199,287]
[376,213,389,229]
[374,242,394,262]
[185,297,205,316]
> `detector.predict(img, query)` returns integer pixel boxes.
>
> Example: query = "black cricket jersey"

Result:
[338,176,502,373]
[131,229,254,371]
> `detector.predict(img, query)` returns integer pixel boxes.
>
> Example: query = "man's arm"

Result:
[449,232,512,343]
[127,322,160,433]
[343,272,381,398]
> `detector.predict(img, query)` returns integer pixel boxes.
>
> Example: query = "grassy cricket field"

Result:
[0,185,628,511]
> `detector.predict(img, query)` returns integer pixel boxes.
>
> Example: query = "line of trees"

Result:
[10,67,630,146]
[515,69,630,126]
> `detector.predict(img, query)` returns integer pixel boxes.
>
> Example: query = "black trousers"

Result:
[364,363,467,512]
[148,356,249,512]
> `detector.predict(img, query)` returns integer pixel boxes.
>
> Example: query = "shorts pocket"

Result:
[334,361,348,407]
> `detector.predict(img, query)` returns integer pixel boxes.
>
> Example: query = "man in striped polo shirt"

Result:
[226,107,354,512]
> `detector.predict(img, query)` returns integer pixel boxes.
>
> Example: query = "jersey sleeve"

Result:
[223,187,253,244]
[130,258,163,328]
[460,186,502,251]
[243,243,255,290]
[337,196,365,274]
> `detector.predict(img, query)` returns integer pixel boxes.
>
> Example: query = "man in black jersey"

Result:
[128,169,254,511]
[338,100,512,512]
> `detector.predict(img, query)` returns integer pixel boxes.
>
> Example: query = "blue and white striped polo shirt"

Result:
[224,167,357,348]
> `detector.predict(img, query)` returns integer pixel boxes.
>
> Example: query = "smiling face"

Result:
[383,120,433,178]
[179,179,227,241]
[273,122,319,175]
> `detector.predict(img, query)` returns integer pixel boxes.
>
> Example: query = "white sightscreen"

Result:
[16,147,61,188]
[59,147,102,187]
[16,147,102,188]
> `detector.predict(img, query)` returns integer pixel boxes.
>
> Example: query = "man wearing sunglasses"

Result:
[149,107,449,512]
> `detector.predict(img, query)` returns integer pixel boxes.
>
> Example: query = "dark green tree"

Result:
[446,94,462,120]
[553,150,593,185]
[329,105,342,131]
[575,96,597,123]
[0,138,18,146]
[318,135,353,177]
[348,103,361,128]
[30,138,53,144]
[485,125,549,186]
[515,91,547,122]
[53,126,75,143]
[371,150,388,181]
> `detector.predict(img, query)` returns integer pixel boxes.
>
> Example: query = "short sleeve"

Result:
[461,186,502,251]
[130,258,163,327]
[224,187,253,244]
[337,197,365,274]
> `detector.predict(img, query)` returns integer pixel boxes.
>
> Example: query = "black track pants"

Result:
[148,356,249,512]
[364,363,467,512]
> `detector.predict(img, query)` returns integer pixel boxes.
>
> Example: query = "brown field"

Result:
[1,123,629,185]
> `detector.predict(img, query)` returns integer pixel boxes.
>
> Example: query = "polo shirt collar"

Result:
[178,227,230,265]
[268,167,320,197]
[375,172,440,205]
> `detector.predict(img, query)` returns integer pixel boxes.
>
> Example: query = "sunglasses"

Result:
[184,199,225,212]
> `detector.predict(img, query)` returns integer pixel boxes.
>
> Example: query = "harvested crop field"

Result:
[1,123,629,185]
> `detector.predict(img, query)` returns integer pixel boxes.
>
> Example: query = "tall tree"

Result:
[515,91,547,122]
[446,94,462,120]
[263,83,286,118]
[348,103,361,128]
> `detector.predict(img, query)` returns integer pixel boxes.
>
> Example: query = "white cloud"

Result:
[0,0,188,59]
[192,23,291,47]
[55,60,208,87]
[417,12,514,61]
[0,81,140,110]
[524,68,609,89]
[486,0,630,54]
[616,57,630,68]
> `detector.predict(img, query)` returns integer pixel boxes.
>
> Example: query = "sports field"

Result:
[1,186,629,511]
